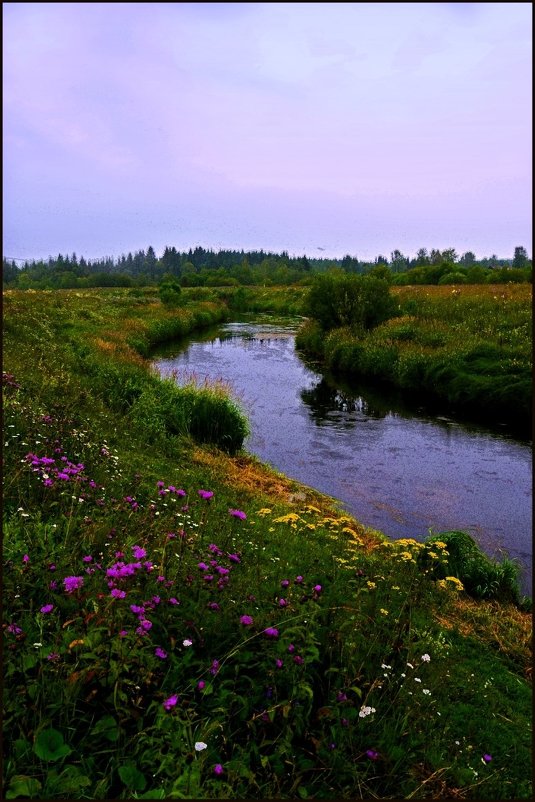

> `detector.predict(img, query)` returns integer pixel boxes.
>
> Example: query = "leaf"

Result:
[119,763,147,791]
[298,787,309,799]
[5,775,42,798]
[33,728,72,761]
[90,714,119,742]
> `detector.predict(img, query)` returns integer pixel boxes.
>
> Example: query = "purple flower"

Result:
[130,604,145,615]
[157,480,165,488]
[228,553,241,563]
[40,604,54,614]
[111,588,126,599]
[213,764,224,776]
[139,619,152,631]
[229,509,247,520]
[118,630,128,638]
[46,652,60,661]
[281,579,290,588]
[208,602,220,611]
[293,655,304,665]
[240,615,254,626]
[198,489,214,500]
[275,658,284,668]
[313,584,322,593]
[278,598,287,607]
[197,680,206,690]
[198,562,209,571]
[209,660,220,675]
[366,750,379,761]
[63,576,84,594]
[337,692,348,702]
[163,694,178,711]
[82,555,93,563]
[155,647,168,659]
[264,627,279,638]
[168,597,179,605]
[288,644,295,653]
[295,575,304,584]
[7,623,22,635]
[483,754,492,763]
[208,544,223,555]
[22,554,30,564]
[132,545,146,559]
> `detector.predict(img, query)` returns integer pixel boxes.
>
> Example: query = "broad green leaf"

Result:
[118,763,147,791]
[90,714,119,742]
[33,728,72,761]
[5,775,42,798]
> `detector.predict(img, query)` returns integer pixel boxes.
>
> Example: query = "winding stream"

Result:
[153,318,532,595]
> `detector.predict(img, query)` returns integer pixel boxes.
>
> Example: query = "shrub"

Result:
[303,273,398,332]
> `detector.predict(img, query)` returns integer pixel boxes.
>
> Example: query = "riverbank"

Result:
[296,284,532,435]
[3,288,532,800]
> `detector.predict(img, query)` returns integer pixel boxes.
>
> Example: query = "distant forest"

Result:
[2,244,531,288]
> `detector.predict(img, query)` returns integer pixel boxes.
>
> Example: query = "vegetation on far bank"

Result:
[2,287,532,799]
[296,278,532,434]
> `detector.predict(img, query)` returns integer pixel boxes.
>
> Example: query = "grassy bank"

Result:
[2,288,532,799]
[296,284,532,433]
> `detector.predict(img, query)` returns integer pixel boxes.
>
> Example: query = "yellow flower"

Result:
[367,581,376,589]
[306,523,316,531]
[273,512,301,524]
[305,505,321,514]
[433,541,448,549]
[379,608,389,616]
[257,508,272,516]
[391,585,400,590]
[428,551,438,559]
[445,576,464,591]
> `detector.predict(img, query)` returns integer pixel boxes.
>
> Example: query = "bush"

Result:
[159,274,182,307]
[303,273,398,332]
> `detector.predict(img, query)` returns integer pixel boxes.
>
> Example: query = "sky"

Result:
[3,2,532,263]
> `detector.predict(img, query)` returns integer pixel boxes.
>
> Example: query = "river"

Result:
[153,318,532,595]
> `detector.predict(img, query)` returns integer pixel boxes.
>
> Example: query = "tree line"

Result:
[2,244,531,289]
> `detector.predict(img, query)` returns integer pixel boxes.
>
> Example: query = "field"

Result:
[296,283,532,432]
[2,287,532,799]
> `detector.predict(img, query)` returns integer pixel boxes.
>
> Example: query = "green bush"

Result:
[303,273,398,332]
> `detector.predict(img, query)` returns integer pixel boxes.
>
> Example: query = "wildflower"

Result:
[163,694,178,711]
[155,647,167,659]
[379,608,389,615]
[7,623,22,635]
[294,576,303,584]
[40,604,54,614]
[422,689,431,695]
[329,742,336,750]
[281,579,290,588]
[198,562,209,571]
[209,660,220,675]
[228,553,241,563]
[208,602,220,611]
[130,604,145,615]
[278,598,287,607]
[337,691,348,702]
[293,655,304,665]
[367,581,376,589]
[195,742,207,751]
[359,705,376,718]
[406,662,414,669]
[288,644,296,653]
[22,554,30,564]
[118,630,128,638]
[46,652,60,661]
[414,677,422,683]
[213,764,224,776]
[366,749,379,760]
[275,658,283,668]
[421,653,431,662]
[229,509,247,520]
[169,597,179,605]
[63,576,84,594]
[132,545,146,559]
[483,754,492,763]
[183,639,193,647]
[264,627,279,638]
[198,490,214,499]
[111,589,126,599]
[197,681,205,690]
[240,615,253,626]
[313,584,322,593]
[82,555,93,563]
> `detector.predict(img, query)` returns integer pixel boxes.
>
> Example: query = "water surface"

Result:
[153,319,532,594]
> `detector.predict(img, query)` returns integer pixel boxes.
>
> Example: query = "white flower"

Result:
[421,654,431,662]
[406,662,414,668]
[381,664,391,670]
[194,742,207,751]
[422,689,431,695]
[358,705,376,718]
[414,677,422,682]
[183,639,193,647]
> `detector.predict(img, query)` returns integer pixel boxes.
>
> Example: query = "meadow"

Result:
[296,283,532,433]
[2,287,532,799]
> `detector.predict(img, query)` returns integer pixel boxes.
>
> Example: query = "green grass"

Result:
[2,287,532,799]
[296,284,532,432]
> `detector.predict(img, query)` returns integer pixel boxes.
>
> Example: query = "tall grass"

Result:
[296,285,532,431]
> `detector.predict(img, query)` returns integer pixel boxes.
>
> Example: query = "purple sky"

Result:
[3,2,532,262]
